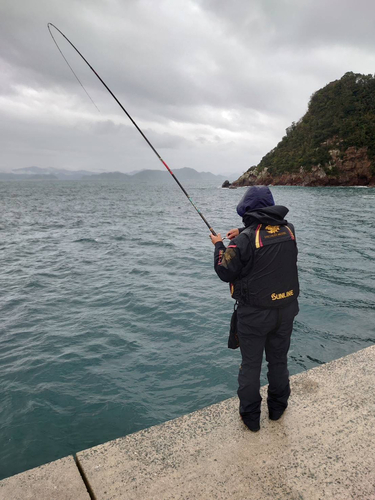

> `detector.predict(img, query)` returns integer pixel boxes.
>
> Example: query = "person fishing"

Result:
[210,186,299,432]
[48,29,298,433]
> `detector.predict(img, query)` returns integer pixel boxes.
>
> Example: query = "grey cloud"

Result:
[199,0,375,51]
[1,0,375,174]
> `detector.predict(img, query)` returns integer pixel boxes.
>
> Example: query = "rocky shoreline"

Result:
[224,146,375,188]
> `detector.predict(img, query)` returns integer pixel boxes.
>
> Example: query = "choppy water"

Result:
[0,180,374,480]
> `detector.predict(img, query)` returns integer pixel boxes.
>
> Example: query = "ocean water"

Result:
[0,180,374,480]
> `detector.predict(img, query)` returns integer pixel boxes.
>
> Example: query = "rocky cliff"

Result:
[233,145,374,187]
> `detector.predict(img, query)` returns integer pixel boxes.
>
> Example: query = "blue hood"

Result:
[236,186,275,217]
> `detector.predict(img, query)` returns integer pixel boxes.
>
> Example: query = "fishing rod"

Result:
[47,23,217,236]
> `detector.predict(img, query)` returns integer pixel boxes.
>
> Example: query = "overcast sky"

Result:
[1,0,375,176]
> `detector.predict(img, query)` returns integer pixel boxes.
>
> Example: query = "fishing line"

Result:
[47,23,217,236]
[48,25,99,112]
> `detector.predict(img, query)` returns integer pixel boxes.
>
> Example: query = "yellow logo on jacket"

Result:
[265,225,280,234]
[271,290,294,301]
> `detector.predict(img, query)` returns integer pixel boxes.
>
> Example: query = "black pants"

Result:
[237,300,299,424]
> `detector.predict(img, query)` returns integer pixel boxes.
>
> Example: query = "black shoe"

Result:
[268,409,285,421]
[240,415,260,432]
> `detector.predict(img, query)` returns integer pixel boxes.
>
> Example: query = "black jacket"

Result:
[214,205,299,308]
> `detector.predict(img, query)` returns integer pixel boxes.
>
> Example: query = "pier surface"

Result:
[0,455,90,500]
[1,345,374,499]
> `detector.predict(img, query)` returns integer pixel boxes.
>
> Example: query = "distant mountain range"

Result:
[0,166,93,180]
[0,166,230,183]
[90,167,227,183]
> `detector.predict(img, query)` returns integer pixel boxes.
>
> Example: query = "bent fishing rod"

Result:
[47,23,217,236]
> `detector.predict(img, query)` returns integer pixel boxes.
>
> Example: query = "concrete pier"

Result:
[0,456,90,500]
[1,345,374,499]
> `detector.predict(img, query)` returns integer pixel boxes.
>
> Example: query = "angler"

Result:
[210,185,300,432]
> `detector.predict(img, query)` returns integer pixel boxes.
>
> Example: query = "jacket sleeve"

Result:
[213,239,247,283]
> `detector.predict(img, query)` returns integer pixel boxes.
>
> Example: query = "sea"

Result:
[0,180,374,480]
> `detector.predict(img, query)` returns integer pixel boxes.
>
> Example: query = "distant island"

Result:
[0,166,227,183]
[225,72,375,187]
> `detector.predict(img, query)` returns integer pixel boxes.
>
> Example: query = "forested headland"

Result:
[231,72,375,187]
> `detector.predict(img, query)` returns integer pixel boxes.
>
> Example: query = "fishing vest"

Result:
[231,223,299,308]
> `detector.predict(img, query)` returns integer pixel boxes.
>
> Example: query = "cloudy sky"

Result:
[1,0,375,177]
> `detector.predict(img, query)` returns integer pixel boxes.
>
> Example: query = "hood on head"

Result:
[242,205,289,227]
[236,186,275,217]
